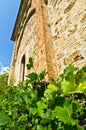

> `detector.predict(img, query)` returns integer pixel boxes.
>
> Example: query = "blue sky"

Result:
[0,0,21,73]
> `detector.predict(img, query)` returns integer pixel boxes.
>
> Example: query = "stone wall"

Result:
[9,0,86,84]
[14,14,36,83]
[8,0,37,84]
[47,0,86,77]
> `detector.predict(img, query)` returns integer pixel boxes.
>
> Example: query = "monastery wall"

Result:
[48,0,86,76]
[8,0,86,84]
[15,14,36,83]
[8,0,37,83]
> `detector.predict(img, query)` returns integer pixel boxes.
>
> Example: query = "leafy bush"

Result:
[0,59,86,130]
[0,71,9,95]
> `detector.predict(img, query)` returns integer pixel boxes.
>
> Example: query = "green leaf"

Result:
[40,109,52,124]
[37,125,47,130]
[63,100,73,116]
[75,81,86,93]
[17,114,28,123]
[61,79,86,95]
[26,57,33,70]
[0,113,10,126]
[64,64,78,76]
[45,109,52,119]
[61,79,76,95]
[30,108,38,115]
[36,101,47,109]
[50,78,58,86]
[38,70,47,80]
[36,101,47,117]
[44,84,58,97]
[38,109,44,117]
[27,72,38,83]
[53,106,76,126]
[35,119,39,125]
[48,124,52,130]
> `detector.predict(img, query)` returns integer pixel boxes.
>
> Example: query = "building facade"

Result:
[8,0,86,84]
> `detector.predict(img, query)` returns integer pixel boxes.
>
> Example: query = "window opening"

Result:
[21,54,25,81]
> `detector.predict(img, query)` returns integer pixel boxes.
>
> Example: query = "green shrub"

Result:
[0,58,86,130]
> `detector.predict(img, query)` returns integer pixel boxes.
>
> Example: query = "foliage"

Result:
[0,71,9,95]
[0,60,86,130]
[26,57,33,70]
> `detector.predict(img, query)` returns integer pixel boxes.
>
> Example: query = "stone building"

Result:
[8,0,86,84]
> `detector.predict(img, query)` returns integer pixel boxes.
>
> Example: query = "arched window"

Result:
[20,54,25,81]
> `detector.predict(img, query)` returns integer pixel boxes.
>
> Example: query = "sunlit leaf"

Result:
[53,106,76,126]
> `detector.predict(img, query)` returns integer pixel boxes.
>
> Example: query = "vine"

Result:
[0,58,86,130]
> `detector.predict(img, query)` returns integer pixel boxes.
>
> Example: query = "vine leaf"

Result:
[26,57,33,70]
[76,81,86,93]
[53,106,76,126]
[61,79,86,95]
[37,125,47,130]
[27,72,38,83]
[0,113,11,126]
[44,84,58,96]
[38,70,47,80]
[30,108,38,116]
[61,79,76,95]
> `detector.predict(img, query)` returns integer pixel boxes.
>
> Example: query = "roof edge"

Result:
[11,0,28,41]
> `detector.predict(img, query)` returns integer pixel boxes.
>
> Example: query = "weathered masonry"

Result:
[8,0,86,84]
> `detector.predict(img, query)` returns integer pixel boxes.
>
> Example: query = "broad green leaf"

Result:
[30,108,38,115]
[39,70,47,80]
[48,84,58,91]
[40,109,52,124]
[40,118,50,124]
[44,84,58,96]
[45,109,52,119]
[0,118,8,126]
[26,57,33,70]
[38,109,44,117]
[36,101,47,117]
[75,81,86,93]
[61,79,76,95]
[64,64,78,76]
[50,78,57,86]
[53,106,76,126]
[27,72,38,83]
[37,125,47,130]
[63,100,73,116]
[0,113,10,126]
[36,101,47,109]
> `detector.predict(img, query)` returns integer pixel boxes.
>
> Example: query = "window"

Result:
[20,55,25,81]
[44,0,48,5]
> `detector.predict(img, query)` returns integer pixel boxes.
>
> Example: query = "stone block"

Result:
[64,51,84,65]
[64,0,76,13]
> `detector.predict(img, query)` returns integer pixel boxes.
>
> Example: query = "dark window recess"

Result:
[44,0,48,5]
[21,55,25,81]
